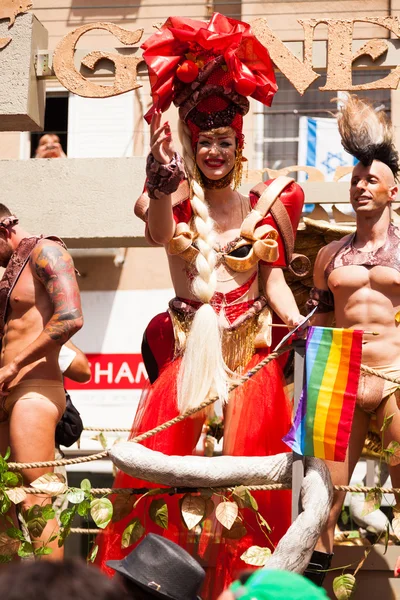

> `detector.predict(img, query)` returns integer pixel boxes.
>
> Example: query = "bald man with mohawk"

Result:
[304,95,400,586]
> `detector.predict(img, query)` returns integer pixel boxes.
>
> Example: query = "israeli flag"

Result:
[298,116,356,182]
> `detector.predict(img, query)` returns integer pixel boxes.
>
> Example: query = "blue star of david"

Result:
[321,152,347,175]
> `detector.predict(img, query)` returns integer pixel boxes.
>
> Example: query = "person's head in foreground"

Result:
[107,533,205,599]
[218,569,329,600]
[0,559,128,600]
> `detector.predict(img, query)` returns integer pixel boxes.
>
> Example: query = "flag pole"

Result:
[292,338,306,520]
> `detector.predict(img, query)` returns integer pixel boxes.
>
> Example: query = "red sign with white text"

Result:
[64,354,148,390]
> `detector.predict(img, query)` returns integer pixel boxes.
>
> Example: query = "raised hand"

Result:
[150,109,175,165]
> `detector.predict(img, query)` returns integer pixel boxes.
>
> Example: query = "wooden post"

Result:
[292,339,306,520]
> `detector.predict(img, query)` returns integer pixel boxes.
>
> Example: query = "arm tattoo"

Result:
[31,243,83,344]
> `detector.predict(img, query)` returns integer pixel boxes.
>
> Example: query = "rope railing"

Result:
[83,427,131,432]
[7,346,290,470]
[6,353,400,472]
[18,484,400,496]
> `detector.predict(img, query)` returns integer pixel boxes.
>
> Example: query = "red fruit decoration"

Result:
[234,77,257,96]
[176,60,199,83]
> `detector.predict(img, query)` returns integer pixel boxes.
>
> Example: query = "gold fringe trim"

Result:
[169,305,272,372]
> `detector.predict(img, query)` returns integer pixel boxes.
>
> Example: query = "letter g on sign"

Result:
[53,22,144,98]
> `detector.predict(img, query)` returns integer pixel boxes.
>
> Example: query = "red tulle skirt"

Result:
[95,350,292,599]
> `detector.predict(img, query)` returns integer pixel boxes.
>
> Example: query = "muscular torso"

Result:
[326,239,400,367]
[167,193,260,328]
[1,261,61,385]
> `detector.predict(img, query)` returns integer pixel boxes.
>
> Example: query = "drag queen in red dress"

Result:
[97,13,306,597]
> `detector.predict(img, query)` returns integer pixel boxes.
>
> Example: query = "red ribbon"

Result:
[141,13,277,123]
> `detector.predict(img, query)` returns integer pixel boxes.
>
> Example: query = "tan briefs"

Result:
[0,379,66,423]
[357,365,400,414]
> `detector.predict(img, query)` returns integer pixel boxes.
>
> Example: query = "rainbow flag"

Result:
[283,326,363,462]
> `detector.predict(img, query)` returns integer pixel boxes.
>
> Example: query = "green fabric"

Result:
[230,570,329,599]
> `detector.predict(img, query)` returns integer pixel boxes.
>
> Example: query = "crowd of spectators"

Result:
[0,533,327,600]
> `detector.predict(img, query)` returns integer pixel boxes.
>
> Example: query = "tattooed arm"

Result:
[30,241,83,344]
[0,241,83,386]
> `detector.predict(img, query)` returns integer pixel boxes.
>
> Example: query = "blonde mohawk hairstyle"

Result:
[337,94,400,180]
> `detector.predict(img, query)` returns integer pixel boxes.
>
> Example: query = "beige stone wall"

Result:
[243,0,391,40]
[34,0,209,52]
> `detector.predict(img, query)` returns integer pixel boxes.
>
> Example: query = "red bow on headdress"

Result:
[141,13,277,123]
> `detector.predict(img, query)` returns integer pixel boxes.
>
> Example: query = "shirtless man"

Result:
[0,205,83,559]
[304,96,400,585]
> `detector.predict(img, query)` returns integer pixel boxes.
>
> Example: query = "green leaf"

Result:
[0,491,11,515]
[58,526,71,548]
[333,574,356,599]
[233,486,258,511]
[341,510,349,526]
[77,499,91,517]
[17,541,34,558]
[149,499,168,529]
[200,488,213,499]
[0,456,9,475]
[381,413,395,434]
[347,531,360,539]
[41,505,56,521]
[222,520,247,540]
[205,498,215,519]
[361,490,382,516]
[26,505,47,539]
[80,479,91,493]
[0,532,20,556]
[91,433,108,450]
[6,527,25,541]
[88,544,98,563]
[67,488,85,504]
[90,498,113,530]
[3,448,10,461]
[35,546,53,556]
[257,512,271,533]
[112,494,135,523]
[121,518,145,549]
[240,545,271,566]
[383,522,390,555]
[60,507,76,528]
[383,441,400,466]
[2,472,20,488]
[0,554,12,564]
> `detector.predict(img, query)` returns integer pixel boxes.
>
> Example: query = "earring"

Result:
[233,147,243,190]
[192,160,204,189]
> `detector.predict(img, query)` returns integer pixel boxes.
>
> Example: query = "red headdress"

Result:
[141,13,277,149]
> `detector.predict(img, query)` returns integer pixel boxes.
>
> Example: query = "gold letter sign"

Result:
[253,16,400,95]
[321,17,400,91]
[53,22,143,98]
[0,0,33,49]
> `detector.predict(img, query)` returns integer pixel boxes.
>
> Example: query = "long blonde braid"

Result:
[176,120,229,413]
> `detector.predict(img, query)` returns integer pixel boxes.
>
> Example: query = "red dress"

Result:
[96,180,304,598]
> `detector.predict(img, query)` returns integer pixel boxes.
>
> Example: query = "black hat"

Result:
[106,534,205,600]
